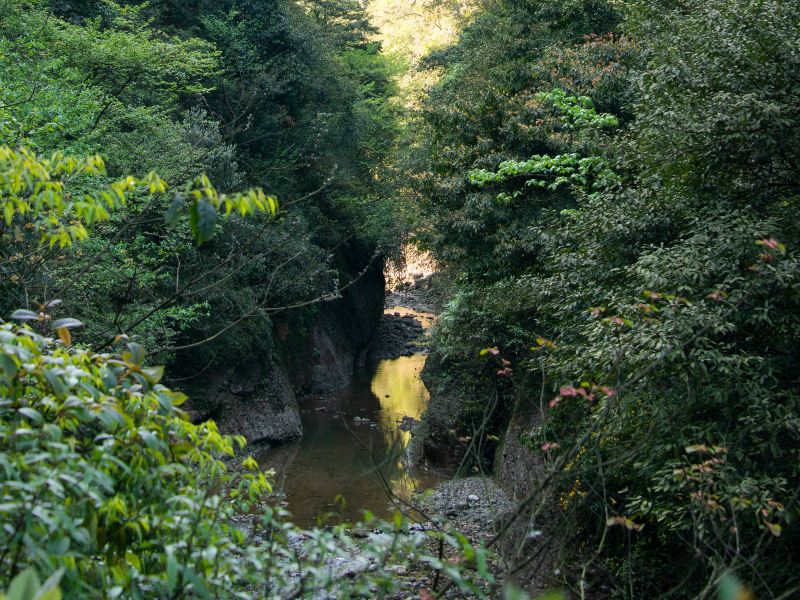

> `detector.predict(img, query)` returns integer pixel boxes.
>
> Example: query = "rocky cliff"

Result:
[183,249,385,444]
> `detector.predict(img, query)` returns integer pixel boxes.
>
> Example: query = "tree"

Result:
[412,0,800,596]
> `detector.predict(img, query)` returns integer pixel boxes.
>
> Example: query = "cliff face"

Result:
[276,250,386,395]
[185,360,303,443]
[184,251,385,444]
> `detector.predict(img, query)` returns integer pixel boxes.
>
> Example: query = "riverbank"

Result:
[253,477,514,599]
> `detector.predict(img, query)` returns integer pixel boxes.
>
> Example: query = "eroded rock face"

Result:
[182,250,386,443]
[184,362,301,444]
[277,252,386,395]
[212,365,302,443]
[306,317,356,393]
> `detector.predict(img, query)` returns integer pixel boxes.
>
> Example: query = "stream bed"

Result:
[256,309,440,527]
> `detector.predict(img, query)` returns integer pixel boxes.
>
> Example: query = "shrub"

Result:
[0,322,274,596]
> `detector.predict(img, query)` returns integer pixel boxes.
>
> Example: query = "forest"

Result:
[0,0,798,598]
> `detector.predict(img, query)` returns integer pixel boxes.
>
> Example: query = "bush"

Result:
[0,322,271,596]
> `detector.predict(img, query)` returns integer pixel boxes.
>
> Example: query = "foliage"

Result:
[414,0,800,596]
[469,153,618,195]
[1,0,401,374]
[0,1,505,596]
[0,146,275,248]
[0,321,267,596]
[0,147,134,248]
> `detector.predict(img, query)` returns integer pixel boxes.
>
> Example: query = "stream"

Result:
[255,307,440,527]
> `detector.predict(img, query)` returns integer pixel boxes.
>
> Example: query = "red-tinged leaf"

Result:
[606,516,643,532]
[685,444,710,455]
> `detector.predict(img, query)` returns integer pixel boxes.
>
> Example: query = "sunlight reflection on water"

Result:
[255,347,439,526]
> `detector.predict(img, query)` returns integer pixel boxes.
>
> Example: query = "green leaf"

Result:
[6,569,41,600]
[124,342,145,365]
[125,552,142,571]
[183,569,211,599]
[164,194,186,226]
[43,370,67,397]
[142,366,164,384]
[33,567,64,600]
[0,354,18,382]
[51,318,83,330]
[18,407,43,424]
[190,199,217,244]
[167,552,179,592]
[10,309,39,322]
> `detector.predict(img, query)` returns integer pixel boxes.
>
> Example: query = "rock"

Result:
[528,529,544,540]
[399,416,419,432]
[420,478,513,530]
[208,363,302,444]
[229,379,256,395]
[182,255,386,449]
[366,310,432,361]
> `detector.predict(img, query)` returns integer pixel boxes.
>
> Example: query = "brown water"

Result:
[256,318,440,526]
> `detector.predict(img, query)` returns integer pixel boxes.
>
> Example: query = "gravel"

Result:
[418,477,514,540]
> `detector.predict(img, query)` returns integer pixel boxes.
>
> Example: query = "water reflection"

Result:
[371,354,429,447]
[255,353,439,526]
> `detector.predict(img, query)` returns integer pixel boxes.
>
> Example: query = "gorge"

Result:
[1,0,798,598]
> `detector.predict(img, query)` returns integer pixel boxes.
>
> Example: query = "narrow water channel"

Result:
[256,309,440,527]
